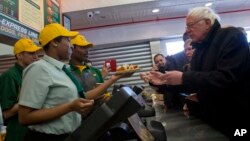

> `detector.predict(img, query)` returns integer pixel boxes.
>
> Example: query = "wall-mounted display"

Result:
[63,14,71,30]
[0,0,18,19]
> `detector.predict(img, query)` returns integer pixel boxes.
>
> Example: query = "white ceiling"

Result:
[61,0,250,30]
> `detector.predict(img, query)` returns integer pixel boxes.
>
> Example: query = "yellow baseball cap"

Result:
[39,23,78,47]
[70,35,93,47]
[14,38,41,55]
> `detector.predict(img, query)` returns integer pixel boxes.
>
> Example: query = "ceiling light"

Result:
[94,10,100,15]
[205,2,213,7]
[152,9,159,13]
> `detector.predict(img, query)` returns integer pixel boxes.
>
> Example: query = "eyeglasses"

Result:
[186,19,205,30]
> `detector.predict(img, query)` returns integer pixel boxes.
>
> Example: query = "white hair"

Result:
[187,7,221,25]
[184,38,192,46]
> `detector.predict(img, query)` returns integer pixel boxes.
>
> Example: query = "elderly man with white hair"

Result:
[148,7,250,139]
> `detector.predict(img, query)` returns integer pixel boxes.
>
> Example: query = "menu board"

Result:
[0,0,18,19]
[44,0,60,25]
[0,0,61,43]
[19,0,44,31]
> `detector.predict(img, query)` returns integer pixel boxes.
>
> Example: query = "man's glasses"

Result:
[186,18,205,30]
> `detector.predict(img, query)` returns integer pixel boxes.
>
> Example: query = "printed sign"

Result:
[0,13,39,44]
[19,0,44,31]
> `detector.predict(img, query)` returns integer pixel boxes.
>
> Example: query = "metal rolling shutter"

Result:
[89,43,152,92]
[0,55,15,75]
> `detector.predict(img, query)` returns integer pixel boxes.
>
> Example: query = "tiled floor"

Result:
[145,100,229,141]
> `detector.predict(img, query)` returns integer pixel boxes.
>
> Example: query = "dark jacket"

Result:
[182,20,250,137]
[166,52,189,71]
[150,56,188,108]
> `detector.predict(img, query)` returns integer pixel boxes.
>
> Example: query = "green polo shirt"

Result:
[70,64,104,91]
[0,63,27,141]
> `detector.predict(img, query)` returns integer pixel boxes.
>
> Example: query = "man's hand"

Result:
[162,71,183,85]
[148,71,166,85]
[140,72,152,82]
[186,93,199,102]
[3,103,19,119]
[101,63,111,79]
[151,64,159,71]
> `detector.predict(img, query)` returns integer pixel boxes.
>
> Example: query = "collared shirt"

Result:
[70,64,104,92]
[0,63,27,141]
[75,65,87,72]
[19,55,81,135]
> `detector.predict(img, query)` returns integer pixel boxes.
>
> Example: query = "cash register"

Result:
[65,86,144,141]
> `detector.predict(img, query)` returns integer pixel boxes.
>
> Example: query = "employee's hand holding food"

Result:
[111,64,139,79]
